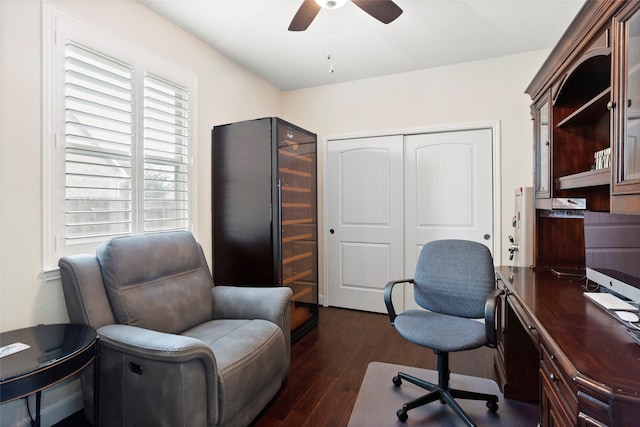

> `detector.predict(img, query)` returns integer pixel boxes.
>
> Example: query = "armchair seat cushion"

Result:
[183,319,286,425]
[394,310,487,352]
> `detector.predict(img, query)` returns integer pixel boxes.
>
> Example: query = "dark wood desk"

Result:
[495,266,640,426]
[0,324,98,427]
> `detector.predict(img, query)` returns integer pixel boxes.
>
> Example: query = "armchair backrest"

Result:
[413,239,495,319]
[97,231,214,334]
[60,231,214,335]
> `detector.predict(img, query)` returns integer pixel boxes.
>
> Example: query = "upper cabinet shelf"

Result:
[554,49,611,108]
[556,167,610,190]
[550,48,612,188]
[557,88,611,128]
[553,49,612,133]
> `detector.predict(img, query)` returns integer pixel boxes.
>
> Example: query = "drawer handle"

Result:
[549,373,556,382]
[528,324,536,330]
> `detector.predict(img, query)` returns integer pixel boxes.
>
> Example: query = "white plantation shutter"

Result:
[64,43,134,243]
[58,39,192,248]
[143,75,190,232]
[43,10,196,273]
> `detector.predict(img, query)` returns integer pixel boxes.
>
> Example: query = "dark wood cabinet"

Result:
[527,0,640,269]
[540,341,579,427]
[499,3,640,425]
[212,117,318,341]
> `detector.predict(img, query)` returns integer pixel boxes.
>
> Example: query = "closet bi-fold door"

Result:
[404,129,494,310]
[326,135,405,313]
[326,128,494,313]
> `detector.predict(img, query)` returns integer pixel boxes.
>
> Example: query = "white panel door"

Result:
[326,135,404,313]
[404,128,494,309]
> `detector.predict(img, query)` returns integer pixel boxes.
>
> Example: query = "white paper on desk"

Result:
[0,342,30,358]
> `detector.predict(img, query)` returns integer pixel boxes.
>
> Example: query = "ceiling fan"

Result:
[288,0,403,31]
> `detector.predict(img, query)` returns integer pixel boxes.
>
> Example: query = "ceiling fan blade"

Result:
[288,0,322,31]
[352,0,403,24]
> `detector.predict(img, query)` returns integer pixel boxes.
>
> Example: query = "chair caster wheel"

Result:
[487,401,499,412]
[392,375,402,387]
[396,408,408,422]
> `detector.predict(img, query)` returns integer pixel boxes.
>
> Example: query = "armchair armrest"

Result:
[98,324,217,366]
[97,324,218,426]
[484,288,504,348]
[211,286,292,329]
[212,286,294,379]
[384,279,414,325]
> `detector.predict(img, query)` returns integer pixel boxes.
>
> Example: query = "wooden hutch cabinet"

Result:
[212,117,319,341]
[494,2,640,426]
[527,0,640,269]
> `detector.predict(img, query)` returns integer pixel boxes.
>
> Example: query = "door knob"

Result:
[329,229,335,234]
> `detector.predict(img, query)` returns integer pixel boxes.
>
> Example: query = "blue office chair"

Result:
[384,239,502,426]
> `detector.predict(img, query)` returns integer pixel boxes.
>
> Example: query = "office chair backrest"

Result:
[414,239,495,319]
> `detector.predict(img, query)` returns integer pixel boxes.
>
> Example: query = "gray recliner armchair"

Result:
[59,231,292,427]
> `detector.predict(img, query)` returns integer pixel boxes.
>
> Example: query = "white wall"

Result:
[0,1,282,425]
[283,50,548,299]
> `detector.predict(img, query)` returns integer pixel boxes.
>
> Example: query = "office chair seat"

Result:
[394,310,488,352]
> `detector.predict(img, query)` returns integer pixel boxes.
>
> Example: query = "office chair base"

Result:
[392,371,499,427]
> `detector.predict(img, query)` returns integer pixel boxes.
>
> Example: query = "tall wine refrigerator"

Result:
[212,117,318,341]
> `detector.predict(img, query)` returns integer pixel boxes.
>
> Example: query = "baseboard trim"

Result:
[42,390,84,426]
[4,389,84,427]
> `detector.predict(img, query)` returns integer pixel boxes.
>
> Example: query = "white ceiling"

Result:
[140,0,586,91]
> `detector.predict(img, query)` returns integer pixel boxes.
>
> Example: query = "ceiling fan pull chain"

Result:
[327,15,334,74]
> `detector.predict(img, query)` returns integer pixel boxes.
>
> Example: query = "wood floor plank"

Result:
[252,306,505,426]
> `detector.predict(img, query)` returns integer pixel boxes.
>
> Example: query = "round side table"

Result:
[1,324,98,427]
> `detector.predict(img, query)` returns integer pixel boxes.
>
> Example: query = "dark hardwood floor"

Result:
[253,306,499,426]
[56,306,509,427]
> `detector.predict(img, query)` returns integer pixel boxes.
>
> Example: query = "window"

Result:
[43,9,196,275]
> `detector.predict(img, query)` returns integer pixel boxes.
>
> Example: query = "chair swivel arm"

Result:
[384,279,414,325]
[484,288,504,348]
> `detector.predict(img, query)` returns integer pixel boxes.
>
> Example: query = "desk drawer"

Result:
[508,294,540,344]
[501,293,540,401]
[541,343,578,419]
[577,391,610,426]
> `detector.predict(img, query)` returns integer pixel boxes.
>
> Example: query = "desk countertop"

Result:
[496,266,640,399]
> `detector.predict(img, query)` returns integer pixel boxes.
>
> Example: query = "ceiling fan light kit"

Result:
[289,0,402,31]
[315,0,348,9]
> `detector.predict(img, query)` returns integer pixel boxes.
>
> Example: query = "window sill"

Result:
[42,266,61,282]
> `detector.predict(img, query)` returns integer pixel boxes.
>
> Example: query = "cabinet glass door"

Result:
[614,4,640,195]
[277,121,317,332]
[623,9,640,182]
[535,96,551,198]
